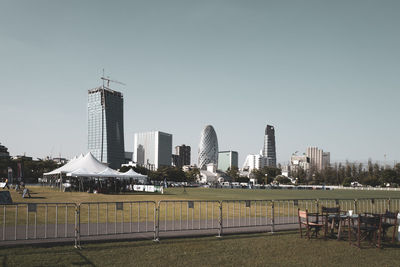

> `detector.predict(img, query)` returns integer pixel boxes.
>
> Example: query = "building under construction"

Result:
[87,77,125,169]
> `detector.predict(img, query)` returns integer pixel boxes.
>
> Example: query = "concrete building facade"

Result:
[306,147,330,171]
[289,154,311,174]
[134,131,172,170]
[242,153,268,173]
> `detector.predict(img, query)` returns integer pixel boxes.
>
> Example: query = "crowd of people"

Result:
[69,178,145,194]
[1,178,31,198]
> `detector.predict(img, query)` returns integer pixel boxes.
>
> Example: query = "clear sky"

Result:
[1,0,399,166]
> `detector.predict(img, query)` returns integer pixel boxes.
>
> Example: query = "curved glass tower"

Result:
[198,125,218,170]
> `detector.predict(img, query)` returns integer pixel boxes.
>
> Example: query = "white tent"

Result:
[44,152,148,181]
[121,169,147,178]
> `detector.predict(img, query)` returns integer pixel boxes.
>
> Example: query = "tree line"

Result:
[291,160,400,187]
[2,156,399,187]
[0,158,59,183]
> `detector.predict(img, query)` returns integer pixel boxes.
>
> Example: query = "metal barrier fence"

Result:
[0,203,77,242]
[78,201,156,243]
[156,200,221,239]
[1,198,399,246]
[222,200,271,230]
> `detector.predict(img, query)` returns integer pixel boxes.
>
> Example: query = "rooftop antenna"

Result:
[102,68,105,89]
[384,154,387,168]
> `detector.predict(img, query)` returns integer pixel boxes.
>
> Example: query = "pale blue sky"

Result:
[1,0,399,166]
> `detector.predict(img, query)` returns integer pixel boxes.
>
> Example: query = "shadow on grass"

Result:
[0,231,288,256]
[97,192,172,196]
[77,230,299,252]
[2,255,7,267]
[71,251,96,266]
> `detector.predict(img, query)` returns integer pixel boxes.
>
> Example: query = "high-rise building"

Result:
[306,147,330,171]
[172,154,180,167]
[134,131,172,170]
[262,125,276,167]
[198,125,218,170]
[124,151,133,163]
[218,151,238,172]
[88,86,125,169]
[174,145,191,167]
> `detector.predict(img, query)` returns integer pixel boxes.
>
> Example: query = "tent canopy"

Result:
[44,152,147,180]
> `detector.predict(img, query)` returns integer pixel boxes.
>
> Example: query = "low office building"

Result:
[134,131,172,170]
[199,163,221,184]
[290,154,310,173]
[218,151,238,172]
[242,153,268,173]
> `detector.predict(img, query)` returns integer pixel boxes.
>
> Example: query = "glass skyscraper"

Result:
[198,125,218,170]
[88,87,125,169]
[262,124,276,167]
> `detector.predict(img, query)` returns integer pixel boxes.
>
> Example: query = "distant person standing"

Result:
[3,178,10,189]
[22,188,31,198]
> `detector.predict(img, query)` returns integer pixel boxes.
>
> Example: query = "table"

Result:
[327,214,358,240]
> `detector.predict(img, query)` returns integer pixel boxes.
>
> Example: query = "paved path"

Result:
[0,217,299,246]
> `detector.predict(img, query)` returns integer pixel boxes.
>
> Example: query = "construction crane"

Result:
[101,69,126,88]
[101,76,126,88]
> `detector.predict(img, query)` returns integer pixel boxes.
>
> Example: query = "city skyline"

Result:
[1,1,400,166]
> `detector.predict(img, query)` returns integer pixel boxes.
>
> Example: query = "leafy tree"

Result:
[262,166,281,180]
[342,177,353,187]
[236,176,249,183]
[251,169,266,184]
[185,168,200,182]
[381,169,397,185]
[275,175,291,185]
[226,166,240,181]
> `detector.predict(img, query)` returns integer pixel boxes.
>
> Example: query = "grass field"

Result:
[1,187,400,266]
[2,186,400,227]
[5,186,400,203]
[1,231,400,266]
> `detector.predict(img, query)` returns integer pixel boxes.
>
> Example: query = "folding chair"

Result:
[381,210,398,243]
[298,209,324,239]
[351,214,382,249]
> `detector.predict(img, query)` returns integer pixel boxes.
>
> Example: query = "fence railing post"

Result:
[354,199,358,214]
[271,201,275,234]
[217,201,223,237]
[316,199,320,213]
[74,204,81,249]
[154,202,160,242]
[388,198,391,212]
